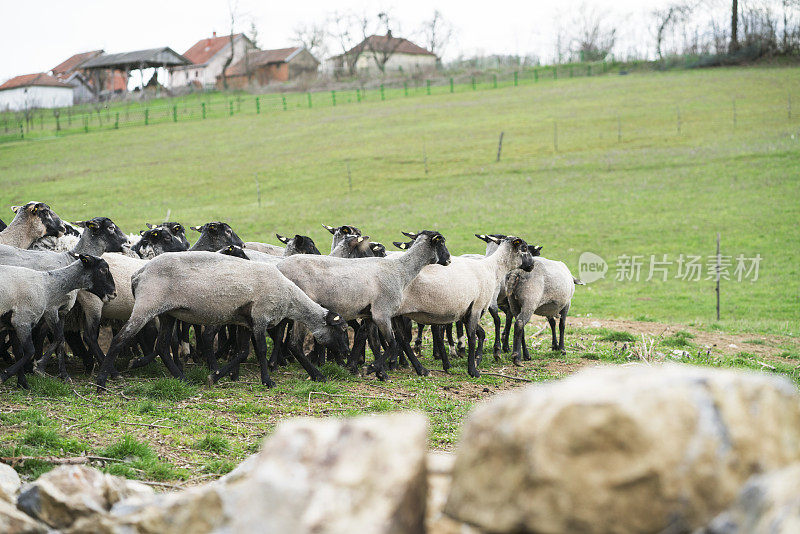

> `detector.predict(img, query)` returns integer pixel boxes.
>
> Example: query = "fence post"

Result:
[356,88,361,103]
[256,97,260,114]
[533,69,537,82]
[55,113,60,132]
[331,90,336,106]
[788,92,792,120]
[282,96,287,111]
[202,102,206,119]
[114,112,119,129]
[569,65,573,78]
[380,84,385,101]
[404,82,408,97]
[493,74,497,88]
[85,115,89,132]
[496,131,504,162]
[514,71,518,86]
[676,106,681,135]
[145,109,149,126]
[471,77,476,90]
[587,65,592,76]
[229,101,234,116]
[553,67,558,80]
[426,80,431,95]
[172,105,177,122]
[450,77,454,93]
[307,92,312,109]
[19,122,23,140]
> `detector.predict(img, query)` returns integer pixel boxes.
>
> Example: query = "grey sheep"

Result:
[0,202,66,249]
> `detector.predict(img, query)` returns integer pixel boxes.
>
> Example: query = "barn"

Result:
[0,73,74,111]
[170,33,256,89]
[220,47,319,88]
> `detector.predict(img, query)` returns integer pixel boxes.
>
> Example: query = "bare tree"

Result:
[328,11,362,76]
[293,22,328,59]
[653,2,695,59]
[730,0,740,51]
[248,21,259,49]
[221,0,239,90]
[362,11,405,73]
[569,5,617,61]
[421,10,455,62]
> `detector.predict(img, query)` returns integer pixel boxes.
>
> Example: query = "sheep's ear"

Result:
[475,234,490,243]
[356,236,365,243]
[11,205,21,213]
[401,231,418,240]
[393,241,408,250]
[322,224,335,234]
[276,234,290,244]
[190,225,202,232]
[487,235,502,244]
[529,245,543,256]
[74,220,88,228]
[78,254,93,266]
[146,223,155,229]
[85,220,99,231]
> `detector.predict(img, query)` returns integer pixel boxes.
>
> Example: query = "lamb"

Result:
[276,230,450,380]
[0,202,65,249]
[322,224,362,252]
[394,236,535,377]
[0,255,116,387]
[94,252,350,389]
[189,222,244,251]
[505,256,583,362]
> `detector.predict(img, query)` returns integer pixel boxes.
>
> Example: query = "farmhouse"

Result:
[0,73,74,111]
[219,47,319,88]
[327,32,437,75]
[171,33,256,88]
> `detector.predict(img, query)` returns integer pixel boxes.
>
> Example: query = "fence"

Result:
[0,63,611,144]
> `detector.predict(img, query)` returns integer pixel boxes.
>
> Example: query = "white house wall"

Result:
[0,86,74,111]
[354,52,436,74]
[171,37,255,88]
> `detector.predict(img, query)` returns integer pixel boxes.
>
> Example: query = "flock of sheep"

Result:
[0,201,582,392]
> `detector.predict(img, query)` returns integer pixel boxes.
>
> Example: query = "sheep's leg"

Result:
[475,324,486,367]
[154,315,185,380]
[97,306,162,389]
[127,322,159,371]
[488,306,503,360]
[365,321,383,364]
[456,321,466,358]
[414,323,425,356]
[287,342,325,382]
[522,329,531,361]
[511,321,526,366]
[392,317,429,377]
[250,326,277,387]
[1,322,36,388]
[558,304,570,354]
[433,324,451,372]
[444,323,458,358]
[465,315,480,378]
[267,322,284,370]
[208,327,251,385]
[0,335,12,364]
[200,326,221,372]
[547,316,558,351]
[347,322,369,374]
[366,314,396,381]
[64,331,93,373]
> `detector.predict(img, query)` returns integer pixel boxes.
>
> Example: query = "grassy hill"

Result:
[1,66,798,333]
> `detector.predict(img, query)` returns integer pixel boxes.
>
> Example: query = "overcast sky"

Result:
[2,0,686,83]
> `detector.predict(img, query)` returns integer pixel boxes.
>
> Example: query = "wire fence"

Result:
[0,62,795,146]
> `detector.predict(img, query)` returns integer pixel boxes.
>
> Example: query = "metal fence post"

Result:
[450,78,454,93]
[229,101,234,116]
[173,105,177,122]
[114,112,119,129]
[356,88,361,103]
[281,96,287,110]
[256,97,260,114]
[202,102,206,119]
[404,82,408,97]
[533,69,538,82]
[380,84,385,101]
[308,92,312,108]
[144,109,148,126]
[426,80,431,95]
[493,74,497,88]
[471,76,476,90]
[514,71,518,86]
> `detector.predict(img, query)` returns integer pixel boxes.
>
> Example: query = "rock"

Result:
[445,364,800,534]
[88,413,428,534]
[426,452,484,534]
[0,463,21,502]
[17,465,153,529]
[705,463,800,533]
[0,499,47,534]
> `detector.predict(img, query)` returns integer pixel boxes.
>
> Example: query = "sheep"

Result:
[276,234,321,256]
[330,235,375,258]
[0,218,5,232]
[474,233,542,359]
[394,236,535,377]
[322,224,362,252]
[0,202,66,249]
[131,226,189,258]
[243,241,284,256]
[276,230,450,380]
[189,222,244,251]
[0,255,116,387]
[94,251,350,389]
[505,256,583,362]
[146,222,190,249]
[29,222,82,252]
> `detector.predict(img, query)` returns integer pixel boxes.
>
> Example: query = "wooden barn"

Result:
[220,47,319,88]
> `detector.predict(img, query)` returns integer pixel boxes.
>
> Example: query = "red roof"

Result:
[52,50,103,75]
[0,73,73,91]
[226,47,312,76]
[345,34,435,57]
[183,34,244,65]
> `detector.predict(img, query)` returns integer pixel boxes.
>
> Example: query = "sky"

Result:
[2,0,685,83]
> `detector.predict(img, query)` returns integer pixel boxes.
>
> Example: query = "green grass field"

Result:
[1,66,799,485]
[2,65,797,333]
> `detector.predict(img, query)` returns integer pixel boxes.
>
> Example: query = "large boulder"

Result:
[0,463,21,502]
[705,463,800,533]
[17,465,153,530]
[445,364,800,534]
[0,499,47,534]
[89,412,429,534]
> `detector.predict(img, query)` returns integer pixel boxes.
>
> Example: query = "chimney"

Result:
[213,31,217,38]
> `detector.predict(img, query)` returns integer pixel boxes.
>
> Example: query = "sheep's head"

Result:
[75,217,128,253]
[370,242,387,257]
[316,310,350,355]
[11,201,65,238]
[219,245,249,260]
[73,254,116,303]
[132,227,187,258]
[402,230,451,266]
[277,234,321,255]
[148,222,190,249]
[504,236,535,272]
[190,222,244,251]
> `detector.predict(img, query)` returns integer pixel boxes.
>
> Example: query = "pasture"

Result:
[1,65,799,485]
